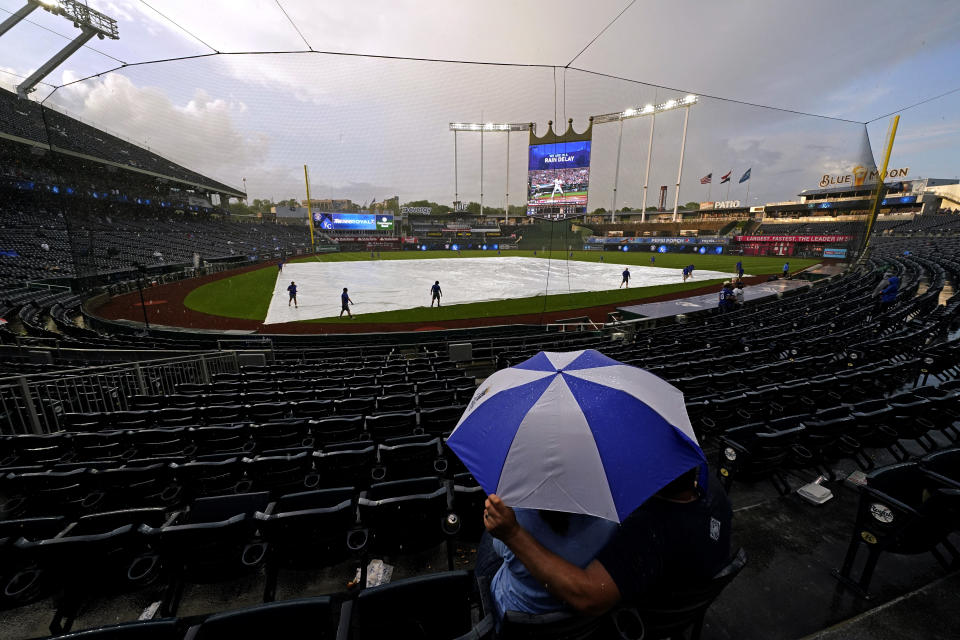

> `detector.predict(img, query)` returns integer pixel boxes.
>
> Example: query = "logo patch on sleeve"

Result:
[709,517,721,541]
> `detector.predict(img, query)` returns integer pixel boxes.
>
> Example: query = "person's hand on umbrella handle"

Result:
[484,494,519,542]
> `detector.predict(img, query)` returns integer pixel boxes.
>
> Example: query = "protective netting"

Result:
[1,1,957,304]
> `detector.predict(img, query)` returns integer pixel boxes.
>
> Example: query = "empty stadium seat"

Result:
[147,492,272,616]
[311,415,364,445]
[0,516,65,609]
[365,410,418,441]
[348,571,476,640]
[419,405,466,436]
[183,596,343,640]
[376,437,445,481]
[718,423,808,495]
[358,476,455,561]
[255,487,363,602]
[294,399,335,419]
[253,419,314,450]
[41,619,180,639]
[18,507,168,634]
[376,393,416,412]
[314,442,377,489]
[242,451,317,494]
[833,462,960,597]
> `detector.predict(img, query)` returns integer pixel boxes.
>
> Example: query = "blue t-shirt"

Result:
[341,292,349,306]
[287,284,297,296]
[736,261,742,271]
[783,263,789,271]
[491,510,617,621]
[431,284,441,296]
[718,288,735,308]
[622,270,630,280]
[881,276,899,303]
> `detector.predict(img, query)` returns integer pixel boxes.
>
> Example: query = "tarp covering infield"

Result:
[264,257,736,324]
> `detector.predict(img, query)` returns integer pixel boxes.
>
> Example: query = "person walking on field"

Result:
[431,280,443,307]
[782,261,790,278]
[736,260,743,279]
[620,267,631,288]
[287,281,298,308]
[340,287,354,318]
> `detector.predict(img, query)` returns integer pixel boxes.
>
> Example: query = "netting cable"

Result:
[17,49,890,127]
[274,0,314,52]
[867,86,960,123]
[565,0,638,68]
[137,0,221,54]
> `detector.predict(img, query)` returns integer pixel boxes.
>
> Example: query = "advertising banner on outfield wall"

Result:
[734,235,853,243]
[314,212,394,231]
[586,236,729,245]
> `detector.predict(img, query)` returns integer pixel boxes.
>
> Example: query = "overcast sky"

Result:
[1,0,958,208]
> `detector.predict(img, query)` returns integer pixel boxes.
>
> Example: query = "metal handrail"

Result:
[0,351,240,435]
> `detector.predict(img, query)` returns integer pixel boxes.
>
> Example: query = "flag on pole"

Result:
[720,170,732,184]
[700,173,712,184]
[739,168,752,183]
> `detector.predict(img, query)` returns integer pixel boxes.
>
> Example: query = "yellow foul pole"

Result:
[304,164,315,249]
[861,115,899,258]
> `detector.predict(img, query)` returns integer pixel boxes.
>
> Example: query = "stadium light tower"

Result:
[593,94,698,223]
[3,0,119,98]
[449,122,534,222]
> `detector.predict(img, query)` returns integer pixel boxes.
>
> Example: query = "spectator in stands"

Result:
[733,282,744,308]
[430,280,442,307]
[718,281,736,313]
[872,271,894,298]
[476,509,617,625]
[620,267,631,288]
[879,275,900,312]
[782,261,790,278]
[482,467,732,617]
[340,287,354,318]
[287,281,298,308]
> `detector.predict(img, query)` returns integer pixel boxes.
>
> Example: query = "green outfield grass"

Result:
[183,266,278,321]
[184,251,820,323]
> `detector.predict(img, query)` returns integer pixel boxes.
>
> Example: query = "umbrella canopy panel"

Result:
[447,349,706,522]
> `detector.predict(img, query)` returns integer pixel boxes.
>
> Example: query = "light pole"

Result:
[591,95,698,224]
[449,122,534,217]
[672,104,691,222]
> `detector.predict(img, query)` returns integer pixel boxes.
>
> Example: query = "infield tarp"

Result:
[264,257,734,324]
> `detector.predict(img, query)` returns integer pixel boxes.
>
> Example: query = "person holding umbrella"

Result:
[448,349,732,617]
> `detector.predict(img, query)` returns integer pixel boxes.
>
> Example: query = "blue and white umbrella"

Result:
[447,349,706,523]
